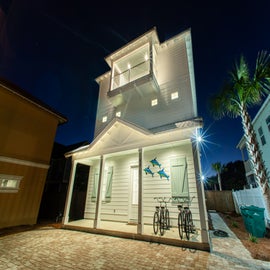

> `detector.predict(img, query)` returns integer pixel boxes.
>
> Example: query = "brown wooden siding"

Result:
[0,161,48,228]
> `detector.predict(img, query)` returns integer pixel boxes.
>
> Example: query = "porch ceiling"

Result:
[67,118,199,161]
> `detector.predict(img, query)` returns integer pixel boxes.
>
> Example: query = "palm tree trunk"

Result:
[217,173,222,191]
[240,105,270,221]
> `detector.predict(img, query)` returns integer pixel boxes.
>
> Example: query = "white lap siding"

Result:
[83,141,200,230]
[142,142,200,229]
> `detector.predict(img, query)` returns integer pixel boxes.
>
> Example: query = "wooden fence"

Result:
[205,190,235,213]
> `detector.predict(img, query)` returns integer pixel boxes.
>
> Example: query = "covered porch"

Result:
[62,118,209,251]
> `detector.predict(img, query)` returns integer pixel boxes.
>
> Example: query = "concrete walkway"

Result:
[209,211,270,269]
[0,213,269,269]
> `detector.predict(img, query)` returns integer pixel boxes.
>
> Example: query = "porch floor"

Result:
[64,219,202,242]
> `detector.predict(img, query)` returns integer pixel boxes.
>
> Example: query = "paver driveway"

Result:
[0,213,270,269]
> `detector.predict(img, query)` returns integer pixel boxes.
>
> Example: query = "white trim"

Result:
[0,156,49,169]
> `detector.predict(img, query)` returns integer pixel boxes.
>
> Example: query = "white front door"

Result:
[129,166,138,223]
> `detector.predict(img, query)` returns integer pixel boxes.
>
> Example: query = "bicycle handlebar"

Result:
[154,197,172,203]
[171,196,195,204]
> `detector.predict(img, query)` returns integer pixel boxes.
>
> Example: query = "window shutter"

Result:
[170,157,188,197]
[105,166,113,202]
[91,171,99,202]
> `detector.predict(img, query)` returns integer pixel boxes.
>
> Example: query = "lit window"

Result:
[116,111,121,117]
[258,127,266,145]
[0,174,22,193]
[102,116,107,123]
[127,63,131,69]
[144,54,148,61]
[171,91,179,100]
[151,99,158,106]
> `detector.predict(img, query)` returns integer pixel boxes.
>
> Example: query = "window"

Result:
[151,99,158,106]
[171,91,179,100]
[116,111,121,117]
[102,116,107,123]
[91,170,99,202]
[266,116,270,132]
[0,174,22,193]
[258,127,266,145]
[102,166,113,202]
[170,157,188,200]
[91,167,113,203]
[131,167,139,205]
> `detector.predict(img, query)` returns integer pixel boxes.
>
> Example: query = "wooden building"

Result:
[0,78,67,229]
[63,27,209,250]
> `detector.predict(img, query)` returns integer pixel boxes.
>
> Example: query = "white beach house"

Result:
[62,27,210,251]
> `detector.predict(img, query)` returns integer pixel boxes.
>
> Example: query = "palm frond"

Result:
[254,50,270,94]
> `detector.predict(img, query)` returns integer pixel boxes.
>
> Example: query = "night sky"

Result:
[1,0,269,177]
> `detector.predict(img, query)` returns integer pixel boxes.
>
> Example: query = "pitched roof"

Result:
[0,77,67,124]
[65,117,202,159]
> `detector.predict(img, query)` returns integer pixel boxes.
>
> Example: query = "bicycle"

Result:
[153,197,171,236]
[173,196,195,240]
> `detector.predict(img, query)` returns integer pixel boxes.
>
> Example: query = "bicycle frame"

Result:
[173,196,195,240]
[153,197,171,236]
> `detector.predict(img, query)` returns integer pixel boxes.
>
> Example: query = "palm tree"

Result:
[210,50,270,217]
[211,162,223,191]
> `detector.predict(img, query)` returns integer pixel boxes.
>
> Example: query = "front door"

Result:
[128,166,138,224]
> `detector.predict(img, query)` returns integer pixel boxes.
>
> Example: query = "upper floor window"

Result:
[258,126,266,145]
[171,91,179,100]
[102,116,107,123]
[0,174,22,193]
[151,99,158,106]
[111,43,151,91]
[266,116,270,132]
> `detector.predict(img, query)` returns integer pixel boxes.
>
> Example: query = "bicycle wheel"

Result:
[159,210,165,236]
[184,211,193,240]
[153,212,159,235]
[178,211,183,239]
[165,209,170,230]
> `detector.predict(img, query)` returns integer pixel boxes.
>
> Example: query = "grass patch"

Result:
[248,234,258,243]
[232,221,239,228]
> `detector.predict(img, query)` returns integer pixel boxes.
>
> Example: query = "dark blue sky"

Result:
[1,0,269,177]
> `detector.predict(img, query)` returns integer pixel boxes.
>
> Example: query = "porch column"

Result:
[63,159,77,224]
[94,155,104,229]
[192,136,210,244]
[137,148,143,234]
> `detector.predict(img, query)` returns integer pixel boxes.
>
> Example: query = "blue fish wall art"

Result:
[144,166,154,177]
[157,168,169,180]
[150,157,161,168]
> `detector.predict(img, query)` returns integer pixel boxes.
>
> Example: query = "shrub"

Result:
[248,234,258,243]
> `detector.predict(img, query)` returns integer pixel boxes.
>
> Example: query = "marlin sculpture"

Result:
[150,157,161,168]
[157,168,169,180]
[144,166,154,177]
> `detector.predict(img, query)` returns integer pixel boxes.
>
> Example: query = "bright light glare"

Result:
[197,135,202,142]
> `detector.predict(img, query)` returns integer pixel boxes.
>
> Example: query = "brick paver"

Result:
[0,215,270,269]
